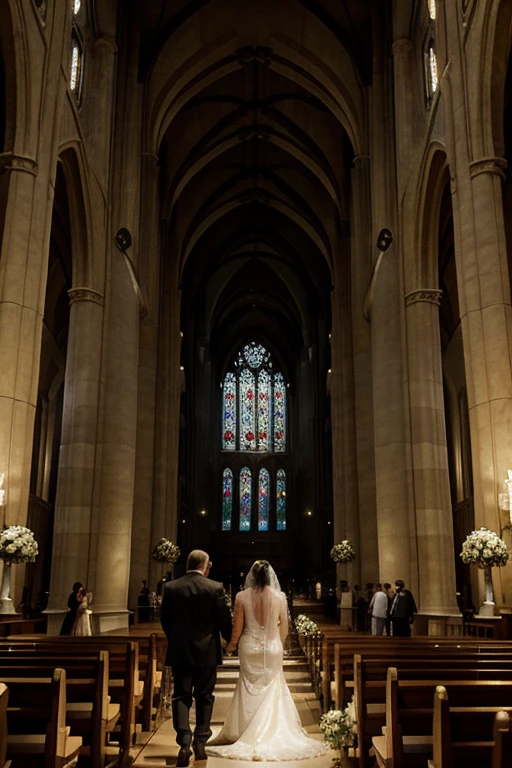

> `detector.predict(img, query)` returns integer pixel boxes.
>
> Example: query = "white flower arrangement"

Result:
[330,540,356,564]
[0,525,39,565]
[294,613,319,637]
[319,700,357,750]
[460,527,509,569]
[152,538,180,565]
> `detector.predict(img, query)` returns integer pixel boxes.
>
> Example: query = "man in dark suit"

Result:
[161,549,232,766]
[389,579,417,637]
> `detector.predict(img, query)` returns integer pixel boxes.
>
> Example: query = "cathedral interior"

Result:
[1,0,512,638]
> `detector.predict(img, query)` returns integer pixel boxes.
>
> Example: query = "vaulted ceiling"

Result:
[136,0,375,373]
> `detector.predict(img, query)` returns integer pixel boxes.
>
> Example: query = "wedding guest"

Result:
[369,584,387,636]
[390,579,417,637]
[353,585,367,632]
[60,581,83,636]
[138,580,151,623]
[72,586,92,636]
[383,582,393,635]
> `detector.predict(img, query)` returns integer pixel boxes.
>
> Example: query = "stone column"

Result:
[45,288,104,634]
[405,288,459,617]
[0,153,44,604]
[150,252,182,590]
[90,251,140,633]
[350,155,379,585]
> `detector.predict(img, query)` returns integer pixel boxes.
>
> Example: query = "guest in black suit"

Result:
[59,581,83,636]
[161,549,232,766]
[389,579,417,637]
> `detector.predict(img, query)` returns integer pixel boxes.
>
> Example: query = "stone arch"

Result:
[416,144,449,289]
[57,144,101,293]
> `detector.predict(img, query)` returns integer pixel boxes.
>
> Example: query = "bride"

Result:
[207,560,328,761]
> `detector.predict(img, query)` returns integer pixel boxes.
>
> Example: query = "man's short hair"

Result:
[187,549,209,571]
[395,579,405,589]
[383,582,391,590]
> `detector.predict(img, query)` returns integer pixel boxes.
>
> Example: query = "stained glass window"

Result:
[273,373,286,452]
[222,469,233,531]
[428,0,436,19]
[240,369,256,450]
[221,342,287,452]
[257,369,271,452]
[258,469,270,531]
[239,467,252,531]
[73,0,81,14]
[70,32,83,99]
[222,372,237,450]
[276,469,286,531]
[429,45,438,94]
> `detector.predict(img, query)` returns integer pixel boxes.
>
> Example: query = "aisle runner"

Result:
[133,656,335,767]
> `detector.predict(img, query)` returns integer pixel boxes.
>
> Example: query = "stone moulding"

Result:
[469,157,507,181]
[405,288,443,306]
[0,153,38,176]
[68,287,104,306]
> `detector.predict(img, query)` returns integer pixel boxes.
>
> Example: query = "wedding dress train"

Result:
[207,585,328,761]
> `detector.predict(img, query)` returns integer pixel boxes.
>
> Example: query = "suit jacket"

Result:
[161,572,232,667]
[390,588,418,619]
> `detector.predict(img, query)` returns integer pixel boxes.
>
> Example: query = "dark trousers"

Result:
[391,617,411,637]
[171,665,217,747]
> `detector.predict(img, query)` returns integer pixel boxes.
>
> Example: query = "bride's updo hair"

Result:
[251,560,271,590]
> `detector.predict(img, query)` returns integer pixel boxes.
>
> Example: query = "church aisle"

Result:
[133,655,336,767]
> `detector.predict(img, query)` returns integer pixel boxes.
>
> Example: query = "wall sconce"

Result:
[306,509,313,517]
[199,508,208,517]
[498,469,512,523]
[0,474,5,507]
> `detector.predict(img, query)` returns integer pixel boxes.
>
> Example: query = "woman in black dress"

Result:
[60,581,83,636]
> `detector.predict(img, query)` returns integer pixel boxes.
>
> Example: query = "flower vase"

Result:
[479,565,495,617]
[0,563,17,615]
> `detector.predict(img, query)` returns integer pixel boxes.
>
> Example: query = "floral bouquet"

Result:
[460,527,509,568]
[152,538,180,565]
[295,613,319,637]
[330,540,356,564]
[320,699,357,759]
[0,526,38,564]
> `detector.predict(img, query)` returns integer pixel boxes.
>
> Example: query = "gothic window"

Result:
[239,466,252,531]
[276,469,287,531]
[221,342,287,452]
[73,0,81,13]
[222,468,233,531]
[428,44,439,94]
[258,468,270,531]
[424,0,438,106]
[70,29,84,102]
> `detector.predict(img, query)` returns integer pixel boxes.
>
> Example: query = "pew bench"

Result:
[0,684,10,768]
[0,653,118,768]
[4,669,82,768]
[0,641,136,761]
[428,686,512,768]
[371,668,512,768]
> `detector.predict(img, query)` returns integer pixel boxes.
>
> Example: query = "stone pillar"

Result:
[350,155,379,586]
[45,288,104,634]
[462,158,512,609]
[150,252,182,590]
[91,251,140,633]
[0,153,43,604]
[405,288,459,618]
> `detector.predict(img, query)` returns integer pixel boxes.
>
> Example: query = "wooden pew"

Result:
[429,686,512,768]
[0,653,118,768]
[0,641,136,761]
[4,669,82,768]
[0,684,9,768]
[372,668,512,768]
[328,638,512,712]
[6,633,160,732]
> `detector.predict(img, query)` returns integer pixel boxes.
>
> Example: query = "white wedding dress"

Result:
[207,583,328,761]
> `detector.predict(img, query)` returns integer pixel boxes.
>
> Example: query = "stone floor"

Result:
[132,654,337,768]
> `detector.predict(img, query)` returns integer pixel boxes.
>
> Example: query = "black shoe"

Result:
[177,747,192,767]
[193,741,208,761]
